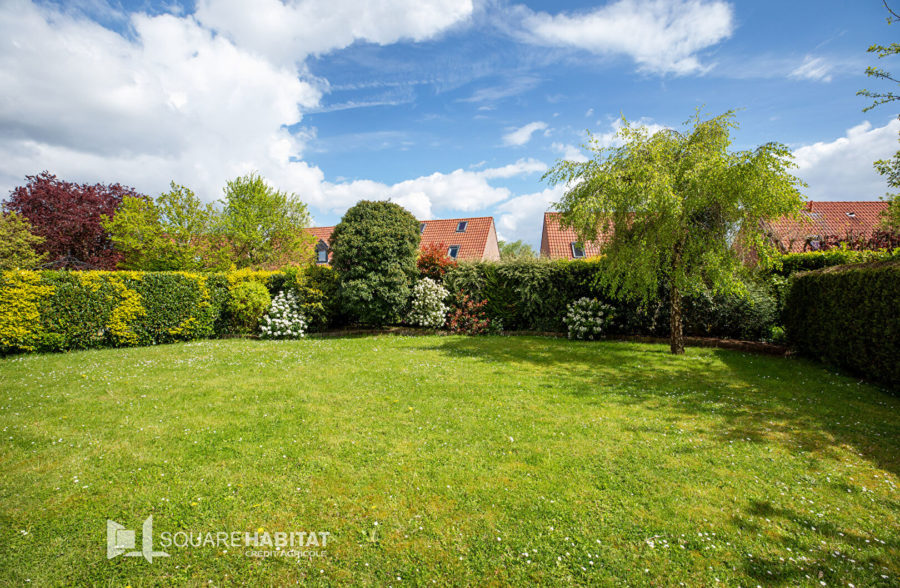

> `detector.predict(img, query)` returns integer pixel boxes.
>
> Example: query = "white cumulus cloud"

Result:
[793,118,900,201]
[195,0,474,66]
[520,0,734,75]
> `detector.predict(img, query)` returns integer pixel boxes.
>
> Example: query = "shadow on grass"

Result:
[421,336,900,478]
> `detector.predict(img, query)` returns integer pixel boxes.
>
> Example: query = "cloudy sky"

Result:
[1,0,897,247]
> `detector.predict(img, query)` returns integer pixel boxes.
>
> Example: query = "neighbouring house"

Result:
[305,216,501,264]
[542,201,891,261]
[540,212,609,260]
[763,200,889,252]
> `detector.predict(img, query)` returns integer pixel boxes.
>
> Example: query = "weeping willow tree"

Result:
[543,111,805,354]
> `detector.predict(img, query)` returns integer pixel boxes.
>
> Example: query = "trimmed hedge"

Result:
[0,266,337,354]
[784,260,900,390]
[770,248,900,277]
[443,259,779,341]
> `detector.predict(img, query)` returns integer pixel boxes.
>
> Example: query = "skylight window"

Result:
[448,245,460,259]
[846,212,856,218]
[571,242,585,259]
[419,222,426,234]
[456,221,468,232]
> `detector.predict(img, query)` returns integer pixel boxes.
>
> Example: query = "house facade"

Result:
[305,216,501,264]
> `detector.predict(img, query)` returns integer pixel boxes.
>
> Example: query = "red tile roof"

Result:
[420,217,499,261]
[765,201,888,252]
[304,217,500,262]
[540,212,610,260]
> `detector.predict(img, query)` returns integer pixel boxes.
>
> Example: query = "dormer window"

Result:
[456,221,468,233]
[571,242,585,259]
[315,240,329,264]
[448,245,460,259]
[419,222,426,234]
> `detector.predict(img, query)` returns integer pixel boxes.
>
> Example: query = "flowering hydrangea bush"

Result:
[259,290,307,339]
[406,278,449,329]
[563,297,614,340]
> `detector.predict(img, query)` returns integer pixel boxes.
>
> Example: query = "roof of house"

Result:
[765,201,888,252]
[419,217,497,261]
[304,216,499,262]
[540,212,609,260]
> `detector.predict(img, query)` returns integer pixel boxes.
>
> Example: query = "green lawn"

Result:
[0,336,898,586]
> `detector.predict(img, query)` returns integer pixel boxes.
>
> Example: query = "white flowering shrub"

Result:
[259,290,307,339]
[563,297,614,340]
[407,278,449,329]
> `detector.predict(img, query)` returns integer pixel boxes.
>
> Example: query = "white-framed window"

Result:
[570,242,585,258]
[448,245,460,259]
[456,221,468,232]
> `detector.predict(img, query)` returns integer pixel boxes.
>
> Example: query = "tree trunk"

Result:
[669,241,685,355]
[669,283,684,354]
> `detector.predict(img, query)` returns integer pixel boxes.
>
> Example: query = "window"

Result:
[419,222,426,234]
[317,249,328,263]
[846,212,857,218]
[447,245,460,259]
[570,242,585,259]
[456,221,468,232]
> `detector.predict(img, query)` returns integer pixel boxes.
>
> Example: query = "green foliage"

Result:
[0,266,336,354]
[0,270,228,353]
[444,259,779,341]
[330,200,420,326]
[498,239,537,260]
[769,248,900,277]
[102,184,228,271]
[784,260,900,390]
[226,281,271,334]
[0,212,46,270]
[219,172,313,269]
[544,110,805,352]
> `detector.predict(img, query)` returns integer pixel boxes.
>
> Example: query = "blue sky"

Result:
[1,0,898,247]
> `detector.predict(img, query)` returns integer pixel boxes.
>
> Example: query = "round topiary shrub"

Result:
[329,200,420,326]
[227,281,271,333]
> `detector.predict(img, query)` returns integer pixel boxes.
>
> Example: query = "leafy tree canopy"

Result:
[0,212,46,270]
[219,172,313,269]
[544,110,805,353]
[498,239,537,260]
[4,171,143,269]
[102,183,228,271]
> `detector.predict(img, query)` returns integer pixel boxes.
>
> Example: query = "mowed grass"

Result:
[0,336,898,587]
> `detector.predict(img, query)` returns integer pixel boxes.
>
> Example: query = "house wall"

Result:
[482,221,501,261]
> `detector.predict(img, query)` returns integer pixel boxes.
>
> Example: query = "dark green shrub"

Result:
[770,249,899,277]
[227,281,271,334]
[330,201,419,326]
[443,259,777,340]
[784,260,900,390]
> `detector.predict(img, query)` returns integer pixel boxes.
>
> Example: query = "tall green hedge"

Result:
[0,266,337,354]
[443,259,778,340]
[770,248,900,277]
[784,260,900,390]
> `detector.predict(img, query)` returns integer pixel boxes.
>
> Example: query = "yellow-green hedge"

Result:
[0,267,337,354]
